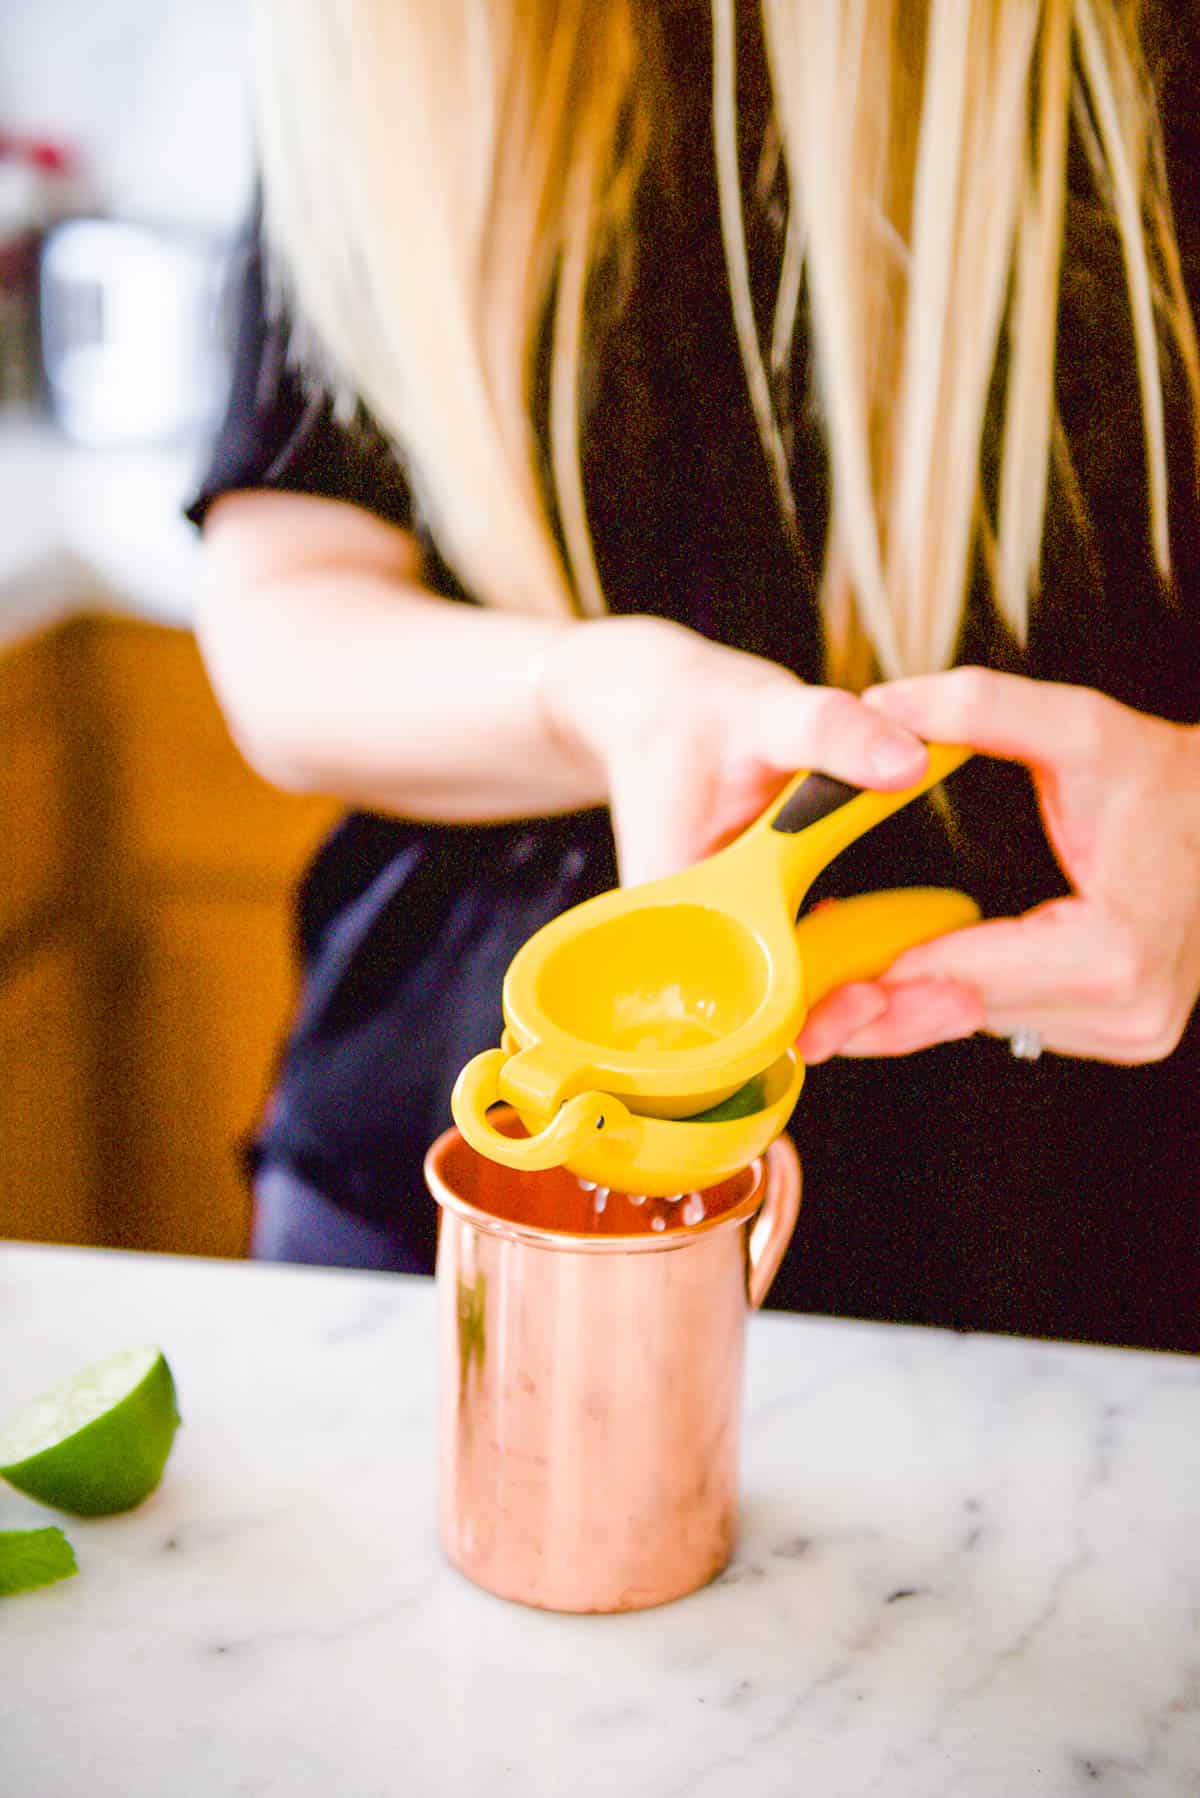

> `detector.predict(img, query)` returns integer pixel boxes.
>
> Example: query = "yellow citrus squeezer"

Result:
[452,745,980,1194]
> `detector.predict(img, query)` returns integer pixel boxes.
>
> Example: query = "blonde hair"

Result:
[251,0,1199,684]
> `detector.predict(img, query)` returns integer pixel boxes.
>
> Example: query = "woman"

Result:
[191,1,1200,1349]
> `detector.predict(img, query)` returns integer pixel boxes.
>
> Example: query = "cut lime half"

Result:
[0,1346,181,1517]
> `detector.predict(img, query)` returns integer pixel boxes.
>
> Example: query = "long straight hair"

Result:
[251,0,1199,684]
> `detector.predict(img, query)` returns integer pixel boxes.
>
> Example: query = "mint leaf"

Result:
[0,1526,78,1596]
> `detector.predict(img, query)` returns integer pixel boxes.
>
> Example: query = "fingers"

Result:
[798,979,984,1062]
[610,662,935,885]
[801,900,1191,1065]
[862,666,1121,772]
[754,680,930,790]
[795,983,889,1062]
[882,899,1103,996]
[881,899,1176,1045]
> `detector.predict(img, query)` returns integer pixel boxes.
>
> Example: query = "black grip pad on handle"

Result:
[771,773,865,835]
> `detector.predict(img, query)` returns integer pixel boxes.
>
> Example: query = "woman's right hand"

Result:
[538,615,932,886]
[540,616,986,1057]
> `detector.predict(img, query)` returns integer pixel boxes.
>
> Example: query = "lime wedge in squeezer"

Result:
[0,1345,181,1517]
[687,1074,769,1123]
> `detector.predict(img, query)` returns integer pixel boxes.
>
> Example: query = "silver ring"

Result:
[1009,1027,1044,1062]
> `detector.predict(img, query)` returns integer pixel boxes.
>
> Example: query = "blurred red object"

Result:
[0,132,86,405]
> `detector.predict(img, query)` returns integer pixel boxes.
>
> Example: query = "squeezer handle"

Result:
[794,886,981,1011]
[764,743,972,913]
[452,1050,633,1172]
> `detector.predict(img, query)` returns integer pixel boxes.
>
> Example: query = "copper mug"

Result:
[424,1111,802,1613]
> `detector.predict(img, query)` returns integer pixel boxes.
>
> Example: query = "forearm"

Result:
[196,493,606,822]
[195,492,931,870]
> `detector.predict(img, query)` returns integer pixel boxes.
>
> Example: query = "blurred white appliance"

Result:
[39,216,231,447]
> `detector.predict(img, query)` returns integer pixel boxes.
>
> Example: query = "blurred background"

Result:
[0,2,341,1259]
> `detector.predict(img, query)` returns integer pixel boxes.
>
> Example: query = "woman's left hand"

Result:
[796,667,1200,1066]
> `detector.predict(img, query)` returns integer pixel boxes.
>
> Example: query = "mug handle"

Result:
[746,1134,803,1309]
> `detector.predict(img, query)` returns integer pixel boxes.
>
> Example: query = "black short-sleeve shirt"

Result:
[188,14,1200,1349]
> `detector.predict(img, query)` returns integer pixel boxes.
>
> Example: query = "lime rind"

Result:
[0,1527,78,1596]
[0,1346,181,1517]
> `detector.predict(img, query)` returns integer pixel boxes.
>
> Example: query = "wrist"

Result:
[535,615,695,799]
[533,620,608,801]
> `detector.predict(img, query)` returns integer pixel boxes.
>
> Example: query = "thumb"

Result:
[862,667,1110,772]
[752,678,931,790]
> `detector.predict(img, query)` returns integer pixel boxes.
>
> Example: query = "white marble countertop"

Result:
[2,1241,1198,1797]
